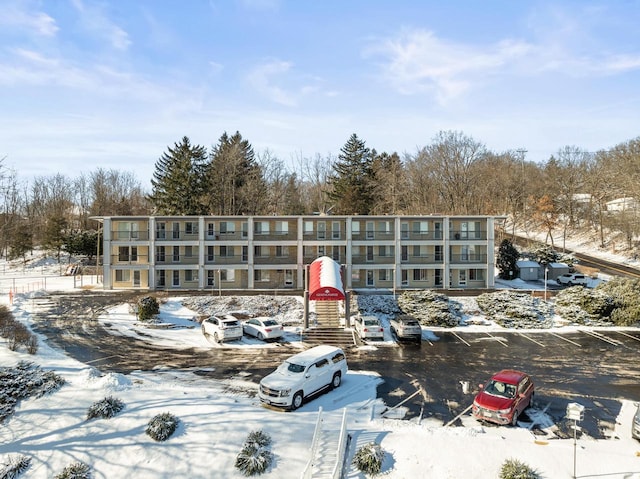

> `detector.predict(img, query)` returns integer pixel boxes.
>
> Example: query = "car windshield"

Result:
[262,320,278,326]
[405,320,419,327]
[486,380,516,399]
[285,361,305,373]
[364,320,378,326]
[222,320,239,327]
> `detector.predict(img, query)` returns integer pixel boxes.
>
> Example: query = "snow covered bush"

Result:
[476,291,553,328]
[146,412,179,441]
[0,307,38,354]
[53,462,91,479]
[597,277,640,326]
[554,287,615,325]
[397,290,460,327]
[136,296,160,321]
[86,396,124,420]
[499,458,539,479]
[353,442,385,476]
[0,454,31,479]
[0,362,65,423]
[235,430,273,476]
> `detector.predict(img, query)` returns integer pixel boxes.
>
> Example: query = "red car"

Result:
[472,370,534,426]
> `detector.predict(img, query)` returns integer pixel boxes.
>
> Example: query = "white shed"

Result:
[516,260,540,281]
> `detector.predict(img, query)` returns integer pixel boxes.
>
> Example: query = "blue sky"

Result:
[2,0,640,188]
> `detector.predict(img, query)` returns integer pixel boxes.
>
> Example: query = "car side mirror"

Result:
[305,373,311,378]
[519,393,525,399]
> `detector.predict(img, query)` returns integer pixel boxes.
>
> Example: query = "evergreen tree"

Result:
[148,137,207,215]
[204,132,266,215]
[328,134,375,214]
[371,151,406,214]
[43,214,68,261]
[8,219,33,263]
[497,239,519,280]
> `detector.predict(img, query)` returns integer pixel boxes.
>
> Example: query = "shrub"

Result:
[0,454,32,479]
[397,290,460,327]
[86,396,124,420]
[235,430,274,476]
[136,296,160,321]
[499,458,540,479]
[53,462,91,479]
[353,442,384,476]
[146,412,179,441]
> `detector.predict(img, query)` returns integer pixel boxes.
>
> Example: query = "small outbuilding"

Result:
[516,260,540,281]
[545,262,571,280]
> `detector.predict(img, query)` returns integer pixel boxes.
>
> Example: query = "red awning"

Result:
[308,256,345,300]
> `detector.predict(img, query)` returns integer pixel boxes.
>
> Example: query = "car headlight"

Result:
[634,415,640,425]
[498,408,512,414]
[279,389,291,397]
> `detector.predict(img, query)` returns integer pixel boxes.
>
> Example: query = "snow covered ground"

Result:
[1,250,640,478]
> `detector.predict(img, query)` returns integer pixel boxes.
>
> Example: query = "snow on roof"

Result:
[308,256,345,300]
[516,260,539,267]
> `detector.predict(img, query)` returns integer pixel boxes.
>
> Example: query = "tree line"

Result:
[1,130,639,260]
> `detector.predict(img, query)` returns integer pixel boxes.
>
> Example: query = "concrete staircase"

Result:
[303,300,355,346]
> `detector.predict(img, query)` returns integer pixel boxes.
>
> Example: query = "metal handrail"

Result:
[331,408,349,479]
[301,407,324,479]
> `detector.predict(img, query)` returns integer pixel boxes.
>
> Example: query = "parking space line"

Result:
[581,330,622,346]
[616,331,640,342]
[485,332,508,347]
[517,332,546,347]
[549,332,582,347]
[451,332,471,346]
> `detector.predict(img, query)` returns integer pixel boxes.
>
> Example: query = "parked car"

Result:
[632,403,640,440]
[353,315,384,341]
[389,315,422,342]
[556,273,588,286]
[472,369,535,426]
[201,315,243,343]
[258,345,348,410]
[242,317,283,341]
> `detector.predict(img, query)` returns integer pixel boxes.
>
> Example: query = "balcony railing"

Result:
[111,255,150,265]
[113,231,150,241]
[351,254,395,264]
[449,254,487,263]
[450,231,487,240]
[399,231,443,241]
[154,255,200,265]
[401,255,444,264]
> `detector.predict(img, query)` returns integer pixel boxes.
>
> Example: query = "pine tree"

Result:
[148,137,207,215]
[328,134,375,214]
[497,239,519,280]
[204,132,266,215]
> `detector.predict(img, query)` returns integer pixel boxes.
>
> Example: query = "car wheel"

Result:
[527,392,534,409]
[201,325,207,335]
[331,372,342,389]
[511,410,519,426]
[556,279,561,284]
[213,332,220,343]
[291,391,304,410]
[257,332,264,340]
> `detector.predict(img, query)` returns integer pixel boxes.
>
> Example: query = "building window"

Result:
[242,246,248,262]
[378,245,386,257]
[220,222,235,234]
[185,270,198,282]
[185,222,198,235]
[413,245,422,257]
[115,270,130,282]
[304,221,314,235]
[435,269,442,286]
[469,269,485,280]
[435,245,443,261]
[276,245,289,257]
[207,223,215,238]
[156,222,166,240]
[413,269,428,281]
[172,222,180,239]
[366,246,374,262]
[254,246,263,257]
[378,269,389,281]
[158,270,166,287]
[255,270,269,282]
[276,221,289,235]
[317,221,326,240]
[156,246,165,262]
[413,221,428,235]
[207,246,215,261]
[366,270,374,286]
[185,245,193,258]
[172,270,180,286]
[401,269,408,285]
[220,245,229,257]
[401,245,408,261]
[207,270,215,286]
[118,247,129,262]
[366,221,374,239]
[401,222,409,239]
[332,246,340,261]
[318,245,325,257]
[172,246,180,262]
[332,221,341,239]
[378,221,392,235]
[351,221,360,235]
[220,269,235,281]
[254,221,269,235]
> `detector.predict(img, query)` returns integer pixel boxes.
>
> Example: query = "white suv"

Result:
[258,345,348,410]
[389,315,422,342]
[201,315,243,343]
[556,273,588,286]
[353,315,384,341]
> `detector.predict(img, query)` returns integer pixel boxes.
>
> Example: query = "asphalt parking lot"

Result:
[26,292,640,440]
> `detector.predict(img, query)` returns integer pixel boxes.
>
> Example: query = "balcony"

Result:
[113,231,150,241]
[450,231,487,240]
[401,254,443,264]
[111,254,150,265]
[154,255,200,265]
[351,254,395,265]
[400,231,443,241]
[449,254,487,263]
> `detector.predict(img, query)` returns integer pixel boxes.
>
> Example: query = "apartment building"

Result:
[95,215,504,291]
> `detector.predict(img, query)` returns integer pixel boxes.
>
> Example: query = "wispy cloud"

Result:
[366,29,531,104]
[70,0,131,50]
[0,2,58,36]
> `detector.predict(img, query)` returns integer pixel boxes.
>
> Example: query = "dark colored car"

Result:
[472,369,535,426]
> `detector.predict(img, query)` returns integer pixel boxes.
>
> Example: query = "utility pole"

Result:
[516,149,528,227]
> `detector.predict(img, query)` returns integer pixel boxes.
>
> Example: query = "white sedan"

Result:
[242,317,284,341]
